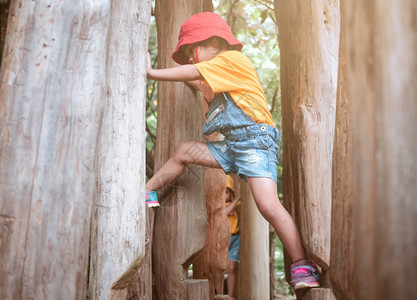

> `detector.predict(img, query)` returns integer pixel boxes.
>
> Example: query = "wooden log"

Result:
[296,288,336,300]
[329,1,354,299]
[344,0,417,299]
[152,0,208,299]
[184,279,210,300]
[89,0,150,297]
[239,180,270,300]
[193,168,229,300]
[275,0,339,270]
[0,1,110,299]
[125,207,155,300]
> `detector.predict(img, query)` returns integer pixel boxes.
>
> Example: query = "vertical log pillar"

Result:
[345,1,417,299]
[152,0,209,299]
[193,168,229,300]
[329,1,354,299]
[239,180,270,300]
[0,1,110,299]
[190,5,229,300]
[275,2,339,298]
[89,0,151,299]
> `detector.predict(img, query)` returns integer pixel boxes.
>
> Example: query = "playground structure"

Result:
[0,0,416,299]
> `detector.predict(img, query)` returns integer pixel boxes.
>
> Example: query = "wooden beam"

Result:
[345,0,417,299]
[89,0,151,298]
[0,1,110,298]
[275,0,339,270]
[151,0,208,298]
[239,180,270,299]
[330,1,354,299]
[193,168,228,299]
[184,279,210,300]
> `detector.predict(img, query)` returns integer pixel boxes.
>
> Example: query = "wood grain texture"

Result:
[344,0,417,299]
[275,0,339,270]
[89,0,151,298]
[0,1,110,298]
[151,0,208,299]
[239,180,270,300]
[329,1,354,299]
[193,168,229,300]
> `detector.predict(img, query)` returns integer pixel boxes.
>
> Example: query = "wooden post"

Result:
[239,180,270,300]
[184,279,210,300]
[0,1,110,299]
[330,1,354,299]
[89,0,150,299]
[275,2,339,298]
[192,4,228,296]
[193,168,229,300]
[151,0,209,299]
[344,1,417,299]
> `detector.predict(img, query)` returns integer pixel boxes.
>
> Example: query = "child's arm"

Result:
[147,53,203,82]
[226,196,241,216]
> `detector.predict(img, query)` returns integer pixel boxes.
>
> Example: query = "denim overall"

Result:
[204,92,281,183]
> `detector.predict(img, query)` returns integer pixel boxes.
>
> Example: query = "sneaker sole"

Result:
[147,202,160,207]
[293,281,320,290]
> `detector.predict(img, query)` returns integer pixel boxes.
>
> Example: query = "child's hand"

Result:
[197,82,215,102]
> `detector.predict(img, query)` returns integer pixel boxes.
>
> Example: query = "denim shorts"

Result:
[229,234,240,262]
[207,123,281,183]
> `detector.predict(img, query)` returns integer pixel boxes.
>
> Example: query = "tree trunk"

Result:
[239,180,270,300]
[151,0,209,299]
[0,1,109,299]
[89,1,150,299]
[275,0,339,286]
[329,1,354,299]
[344,1,417,299]
[190,4,228,300]
[193,167,229,300]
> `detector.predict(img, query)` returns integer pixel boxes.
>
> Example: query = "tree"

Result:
[330,1,354,298]
[149,0,210,299]
[344,0,417,299]
[89,1,150,298]
[0,1,110,298]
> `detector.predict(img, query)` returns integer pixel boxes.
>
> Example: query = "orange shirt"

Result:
[226,201,241,235]
[195,51,274,126]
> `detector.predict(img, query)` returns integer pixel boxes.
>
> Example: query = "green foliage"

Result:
[146,16,158,153]
[275,236,296,298]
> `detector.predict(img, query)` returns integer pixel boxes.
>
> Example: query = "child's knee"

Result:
[173,142,197,164]
[257,201,278,222]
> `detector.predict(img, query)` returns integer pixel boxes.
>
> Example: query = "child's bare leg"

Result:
[247,177,305,263]
[227,260,237,298]
[146,141,221,192]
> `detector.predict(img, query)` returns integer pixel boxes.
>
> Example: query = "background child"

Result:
[224,175,241,300]
[145,11,319,290]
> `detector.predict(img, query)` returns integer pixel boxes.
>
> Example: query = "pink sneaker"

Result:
[146,191,160,207]
[290,259,320,290]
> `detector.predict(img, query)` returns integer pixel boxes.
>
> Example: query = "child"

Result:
[145,12,319,290]
[224,175,241,300]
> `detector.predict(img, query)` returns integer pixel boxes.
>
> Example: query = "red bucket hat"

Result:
[172,12,243,65]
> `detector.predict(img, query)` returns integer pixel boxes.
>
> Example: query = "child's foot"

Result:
[290,259,320,290]
[146,191,160,207]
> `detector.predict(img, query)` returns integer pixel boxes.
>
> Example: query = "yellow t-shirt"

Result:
[226,201,240,235]
[195,51,274,126]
